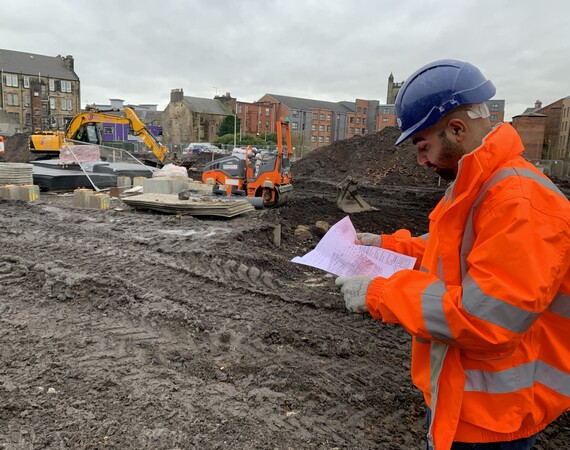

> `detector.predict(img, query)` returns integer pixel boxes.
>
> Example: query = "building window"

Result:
[23,76,30,88]
[362,118,367,124]
[49,97,56,110]
[7,93,19,106]
[382,118,389,122]
[357,107,362,113]
[265,108,269,116]
[349,127,354,134]
[326,136,330,142]
[326,114,331,121]
[319,125,325,131]
[311,124,317,131]
[356,117,361,124]
[291,110,299,118]
[238,105,242,113]
[311,135,317,143]
[61,80,72,93]
[363,108,367,114]
[349,117,354,123]
[490,114,497,121]
[25,113,32,127]
[355,128,360,134]
[291,122,299,130]
[326,125,331,132]
[318,136,324,143]
[61,98,72,111]
[312,113,318,120]
[5,73,18,87]
[24,95,30,107]
[49,79,55,91]
[320,114,325,120]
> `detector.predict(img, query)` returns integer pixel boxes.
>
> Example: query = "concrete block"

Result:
[133,176,147,187]
[73,188,94,207]
[117,176,132,189]
[17,185,40,202]
[87,193,111,210]
[143,178,175,194]
[0,185,19,200]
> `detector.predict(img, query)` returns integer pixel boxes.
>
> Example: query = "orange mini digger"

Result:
[202,117,293,208]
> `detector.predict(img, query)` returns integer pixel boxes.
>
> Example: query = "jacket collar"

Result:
[450,123,525,201]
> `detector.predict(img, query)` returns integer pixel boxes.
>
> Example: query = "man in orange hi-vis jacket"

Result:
[336,60,570,450]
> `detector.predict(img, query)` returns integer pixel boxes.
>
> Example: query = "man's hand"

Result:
[335,276,372,313]
[356,232,382,247]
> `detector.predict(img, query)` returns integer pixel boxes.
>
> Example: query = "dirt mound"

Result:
[1,132,32,163]
[292,127,439,186]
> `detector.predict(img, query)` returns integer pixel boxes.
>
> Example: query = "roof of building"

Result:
[513,111,548,118]
[263,94,354,114]
[183,96,232,115]
[0,49,79,80]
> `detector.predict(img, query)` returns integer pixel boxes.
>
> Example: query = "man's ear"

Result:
[447,118,467,141]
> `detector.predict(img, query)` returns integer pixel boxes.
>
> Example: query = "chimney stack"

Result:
[171,88,184,102]
[62,55,74,71]
[535,100,542,110]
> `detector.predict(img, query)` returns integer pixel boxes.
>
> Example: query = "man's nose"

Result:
[417,149,428,166]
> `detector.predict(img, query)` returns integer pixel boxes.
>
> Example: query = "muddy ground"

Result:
[1,128,568,449]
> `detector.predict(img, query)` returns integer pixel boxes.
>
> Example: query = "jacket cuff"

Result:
[366,277,398,322]
[381,229,411,252]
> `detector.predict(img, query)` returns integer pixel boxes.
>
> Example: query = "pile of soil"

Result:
[1,132,32,163]
[292,127,439,186]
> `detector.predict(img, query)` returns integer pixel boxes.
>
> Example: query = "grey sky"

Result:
[2,0,569,121]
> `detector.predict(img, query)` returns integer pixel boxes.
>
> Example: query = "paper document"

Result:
[291,216,416,278]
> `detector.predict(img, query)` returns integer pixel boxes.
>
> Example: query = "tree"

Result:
[217,115,239,137]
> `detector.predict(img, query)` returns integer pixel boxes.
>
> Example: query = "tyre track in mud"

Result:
[0,200,427,449]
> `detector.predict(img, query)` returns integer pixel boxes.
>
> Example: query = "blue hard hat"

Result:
[394,59,496,145]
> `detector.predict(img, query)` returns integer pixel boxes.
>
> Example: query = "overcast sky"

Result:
[2,0,569,122]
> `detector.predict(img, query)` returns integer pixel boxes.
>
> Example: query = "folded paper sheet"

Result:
[292,216,416,278]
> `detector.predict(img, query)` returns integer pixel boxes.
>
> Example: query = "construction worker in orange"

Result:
[336,60,570,450]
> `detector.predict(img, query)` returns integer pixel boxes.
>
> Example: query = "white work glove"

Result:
[335,276,372,313]
[356,232,382,247]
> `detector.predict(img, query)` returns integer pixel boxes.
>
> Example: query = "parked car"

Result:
[182,143,222,155]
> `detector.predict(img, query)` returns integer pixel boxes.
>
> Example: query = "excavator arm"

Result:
[30,108,168,164]
[123,108,168,163]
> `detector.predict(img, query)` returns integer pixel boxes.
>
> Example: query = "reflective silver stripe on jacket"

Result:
[465,360,570,397]
[548,293,570,319]
[460,167,566,280]
[462,274,539,333]
[422,280,453,341]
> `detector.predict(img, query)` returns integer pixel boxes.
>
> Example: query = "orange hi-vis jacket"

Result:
[366,123,570,450]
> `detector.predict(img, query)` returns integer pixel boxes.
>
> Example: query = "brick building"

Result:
[0,49,80,134]
[162,89,234,147]
[560,97,570,159]
[513,98,570,160]
[512,111,548,160]
[235,100,276,139]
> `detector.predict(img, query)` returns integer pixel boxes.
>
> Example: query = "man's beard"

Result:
[434,131,465,181]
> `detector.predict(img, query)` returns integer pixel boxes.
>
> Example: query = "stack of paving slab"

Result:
[0,163,40,202]
[121,193,254,217]
[0,162,34,185]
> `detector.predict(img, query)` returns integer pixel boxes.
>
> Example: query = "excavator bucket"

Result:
[336,176,377,213]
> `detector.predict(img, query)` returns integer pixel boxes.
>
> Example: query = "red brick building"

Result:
[512,112,547,160]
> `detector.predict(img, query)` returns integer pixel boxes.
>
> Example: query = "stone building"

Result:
[0,49,80,134]
[162,89,234,147]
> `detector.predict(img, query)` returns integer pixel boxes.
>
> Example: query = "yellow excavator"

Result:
[29,107,168,165]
